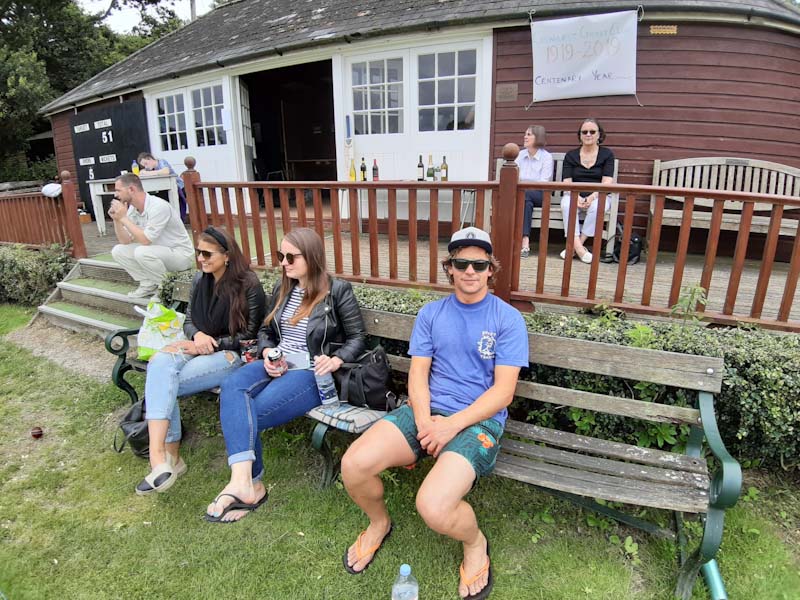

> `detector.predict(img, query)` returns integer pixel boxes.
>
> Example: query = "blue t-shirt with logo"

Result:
[408,293,529,426]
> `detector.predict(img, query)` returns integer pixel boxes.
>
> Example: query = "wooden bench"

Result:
[496,154,621,255]
[650,156,800,236]
[107,288,741,597]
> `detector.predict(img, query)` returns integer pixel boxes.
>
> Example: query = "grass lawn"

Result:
[0,304,798,599]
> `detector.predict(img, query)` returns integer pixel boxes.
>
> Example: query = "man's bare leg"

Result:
[416,452,489,598]
[341,420,416,572]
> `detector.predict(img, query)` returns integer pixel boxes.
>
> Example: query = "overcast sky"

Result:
[76,0,216,34]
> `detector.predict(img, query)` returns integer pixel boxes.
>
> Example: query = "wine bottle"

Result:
[360,157,367,182]
[417,155,425,181]
[372,159,379,181]
[349,159,356,181]
[426,154,435,182]
[440,156,448,182]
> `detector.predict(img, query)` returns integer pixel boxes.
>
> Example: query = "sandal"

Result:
[204,492,268,523]
[459,539,493,600]
[135,454,187,496]
[343,522,394,574]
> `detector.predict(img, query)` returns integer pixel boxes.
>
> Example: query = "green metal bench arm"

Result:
[104,327,139,357]
[699,391,742,510]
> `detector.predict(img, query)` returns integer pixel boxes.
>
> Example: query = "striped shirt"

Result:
[277,287,309,353]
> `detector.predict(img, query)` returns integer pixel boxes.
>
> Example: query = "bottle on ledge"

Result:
[131,160,140,176]
[426,154,435,182]
[417,155,425,181]
[349,159,356,181]
[372,159,379,181]
[360,157,367,181]
[440,156,448,182]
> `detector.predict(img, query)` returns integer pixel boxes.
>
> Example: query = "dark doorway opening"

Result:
[242,60,336,186]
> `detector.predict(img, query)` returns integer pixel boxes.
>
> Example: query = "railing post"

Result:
[59,170,87,259]
[182,156,202,244]
[493,143,520,303]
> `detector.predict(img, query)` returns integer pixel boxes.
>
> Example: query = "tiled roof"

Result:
[41,0,800,114]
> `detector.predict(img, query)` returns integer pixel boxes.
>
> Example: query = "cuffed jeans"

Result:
[145,349,243,443]
[219,360,320,480]
[111,243,194,287]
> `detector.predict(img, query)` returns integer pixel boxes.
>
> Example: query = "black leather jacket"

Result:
[184,271,266,351]
[257,277,366,362]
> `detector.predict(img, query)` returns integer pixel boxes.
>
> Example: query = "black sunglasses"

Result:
[581,129,597,135]
[450,258,491,272]
[196,249,223,259]
[277,251,303,264]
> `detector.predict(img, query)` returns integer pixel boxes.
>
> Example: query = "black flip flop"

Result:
[204,491,268,523]
[343,522,394,575]
[460,539,493,600]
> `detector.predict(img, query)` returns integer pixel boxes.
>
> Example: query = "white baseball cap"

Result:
[448,226,492,254]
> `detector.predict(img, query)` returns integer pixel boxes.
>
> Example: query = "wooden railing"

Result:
[0,171,86,258]
[181,151,800,332]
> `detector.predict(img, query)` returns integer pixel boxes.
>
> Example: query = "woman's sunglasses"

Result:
[196,249,223,259]
[450,258,491,272]
[581,129,598,135]
[277,251,303,264]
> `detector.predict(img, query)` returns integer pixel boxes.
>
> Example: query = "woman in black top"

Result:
[135,226,266,496]
[560,118,616,263]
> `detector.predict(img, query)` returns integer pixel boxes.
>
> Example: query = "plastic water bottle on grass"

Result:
[314,371,340,410]
[392,564,418,600]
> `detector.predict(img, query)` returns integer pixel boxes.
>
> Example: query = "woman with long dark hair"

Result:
[135,226,265,495]
[205,227,366,523]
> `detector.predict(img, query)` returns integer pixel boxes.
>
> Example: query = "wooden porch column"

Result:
[492,143,520,303]
[182,156,202,244]
[59,170,87,259]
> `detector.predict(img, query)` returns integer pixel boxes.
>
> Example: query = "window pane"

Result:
[179,133,187,149]
[388,111,401,134]
[419,108,435,132]
[217,127,227,145]
[192,89,201,107]
[166,96,174,113]
[177,95,184,111]
[438,52,455,77]
[353,88,366,111]
[214,106,223,125]
[157,98,165,114]
[418,54,435,79]
[419,81,435,106]
[458,77,476,103]
[354,113,367,135]
[167,114,176,131]
[202,87,212,105]
[207,127,216,145]
[438,79,455,104]
[458,105,475,130]
[194,109,203,129]
[369,61,385,85]
[369,89,383,110]
[196,130,205,146]
[204,107,213,125]
[158,116,167,134]
[160,134,168,151]
[213,85,223,105]
[387,59,402,82]
[387,84,402,108]
[178,113,186,131]
[437,106,454,131]
[169,133,178,149]
[458,50,477,75]
[370,113,384,134]
[352,62,366,86]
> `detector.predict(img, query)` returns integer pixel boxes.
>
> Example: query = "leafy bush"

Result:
[158,269,799,470]
[0,244,73,305]
[0,154,58,182]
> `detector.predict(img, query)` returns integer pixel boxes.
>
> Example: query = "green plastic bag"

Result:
[135,302,186,361]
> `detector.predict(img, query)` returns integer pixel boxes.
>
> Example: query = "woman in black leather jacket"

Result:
[206,227,366,522]
[137,226,265,496]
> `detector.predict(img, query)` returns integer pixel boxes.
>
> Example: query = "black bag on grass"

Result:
[113,398,150,459]
[334,346,397,411]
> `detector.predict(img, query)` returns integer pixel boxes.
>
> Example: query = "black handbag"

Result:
[334,346,397,411]
[113,398,150,459]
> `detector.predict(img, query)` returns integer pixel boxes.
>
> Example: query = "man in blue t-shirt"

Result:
[341,227,529,600]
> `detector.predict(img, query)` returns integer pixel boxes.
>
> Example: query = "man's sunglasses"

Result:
[581,129,598,135]
[196,249,223,259]
[277,251,303,264]
[450,258,491,272]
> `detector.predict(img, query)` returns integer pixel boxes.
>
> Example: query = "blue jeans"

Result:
[219,360,320,480]
[522,189,543,237]
[145,349,243,443]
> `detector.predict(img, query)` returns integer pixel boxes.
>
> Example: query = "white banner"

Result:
[531,11,637,102]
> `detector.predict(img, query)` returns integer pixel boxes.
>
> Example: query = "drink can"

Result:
[266,348,283,362]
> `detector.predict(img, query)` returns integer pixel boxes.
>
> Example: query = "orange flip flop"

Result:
[342,523,394,575]
[459,539,493,600]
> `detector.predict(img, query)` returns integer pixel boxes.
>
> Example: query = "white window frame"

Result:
[346,50,408,137]
[189,83,228,147]
[154,92,188,151]
[415,47,477,133]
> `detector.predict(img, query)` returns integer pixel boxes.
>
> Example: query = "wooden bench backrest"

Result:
[652,157,800,211]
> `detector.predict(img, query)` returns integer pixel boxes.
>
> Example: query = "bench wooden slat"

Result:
[504,419,708,474]
[659,210,798,235]
[501,438,709,490]
[494,453,710,513]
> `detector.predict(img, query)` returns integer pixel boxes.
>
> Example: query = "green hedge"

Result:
[159,270,799,470]
[0,244,73,305]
